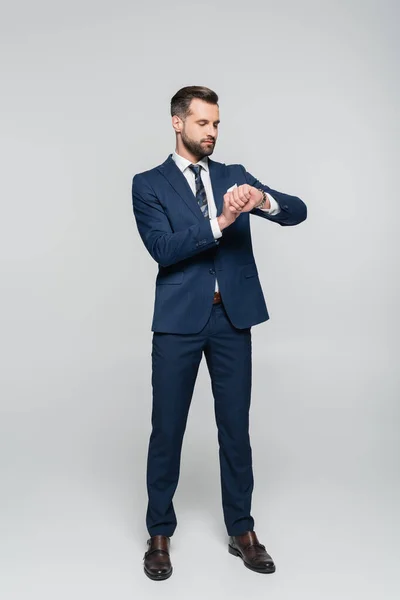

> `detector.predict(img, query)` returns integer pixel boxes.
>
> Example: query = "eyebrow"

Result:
[197,119,221,124]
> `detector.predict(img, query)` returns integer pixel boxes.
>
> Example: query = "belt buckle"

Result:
[213,291,221,304]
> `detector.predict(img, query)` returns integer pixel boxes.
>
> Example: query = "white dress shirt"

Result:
[171,150,281,292]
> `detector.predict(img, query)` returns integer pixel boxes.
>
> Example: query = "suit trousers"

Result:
[146,300,256,537]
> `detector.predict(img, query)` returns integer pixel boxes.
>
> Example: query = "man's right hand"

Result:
[217,190,248,231]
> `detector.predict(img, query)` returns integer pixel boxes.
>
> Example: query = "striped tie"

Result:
[188,164,209,218]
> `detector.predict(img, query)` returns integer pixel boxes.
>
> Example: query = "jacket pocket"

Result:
[156,271,184,285]
[242,263,257,278]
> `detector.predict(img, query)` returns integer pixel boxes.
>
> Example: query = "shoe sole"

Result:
[144,566,173,581]
[228,544,276,574]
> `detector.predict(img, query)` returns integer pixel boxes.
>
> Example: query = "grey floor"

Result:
[1,336,398,600]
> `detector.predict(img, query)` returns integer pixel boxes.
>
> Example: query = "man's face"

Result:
[179,98,220,159]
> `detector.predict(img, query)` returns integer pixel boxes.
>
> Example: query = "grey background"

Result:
[0,0,399,598]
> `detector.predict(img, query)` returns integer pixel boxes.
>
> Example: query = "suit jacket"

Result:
[131,153,307,333]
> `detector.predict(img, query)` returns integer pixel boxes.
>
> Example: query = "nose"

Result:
[206,125,217,138]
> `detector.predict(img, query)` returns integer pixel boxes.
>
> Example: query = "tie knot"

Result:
[188,163,202,176]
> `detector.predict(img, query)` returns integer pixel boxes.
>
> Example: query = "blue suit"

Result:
[132,154,307,537]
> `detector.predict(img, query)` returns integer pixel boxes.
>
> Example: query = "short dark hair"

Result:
[170,86,219,120]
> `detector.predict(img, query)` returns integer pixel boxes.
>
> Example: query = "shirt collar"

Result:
[172,150,209,173]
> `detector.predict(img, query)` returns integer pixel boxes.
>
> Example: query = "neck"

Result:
[174,144,202,164]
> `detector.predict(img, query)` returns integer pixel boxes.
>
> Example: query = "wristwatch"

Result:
[254,188,268,209]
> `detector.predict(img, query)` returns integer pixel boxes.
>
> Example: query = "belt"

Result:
[213,291,222,304]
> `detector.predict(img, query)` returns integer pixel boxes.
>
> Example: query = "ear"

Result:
[172,115,183,134]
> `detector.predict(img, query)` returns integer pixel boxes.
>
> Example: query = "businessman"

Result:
[131,86,307,580]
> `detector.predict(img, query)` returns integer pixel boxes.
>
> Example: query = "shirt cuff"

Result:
[210,217,222,239]
[260,193,281,215]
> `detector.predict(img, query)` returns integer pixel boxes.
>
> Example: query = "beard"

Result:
[181,127,215,160]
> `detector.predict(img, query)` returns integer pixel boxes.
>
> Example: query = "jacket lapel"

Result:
[157,154,226,221]
[157,154,202,221]
[208,157,225,217]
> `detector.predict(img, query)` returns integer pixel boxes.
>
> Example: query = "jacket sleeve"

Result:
[131,174,220,267]
[240,165,307,226]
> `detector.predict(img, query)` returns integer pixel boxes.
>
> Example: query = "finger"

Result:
[229,198,242,211]
[239,187,252,205]
[238,192,249,206]
[232,187,239,201]
[232,188,245,206]
[245,184,253,201]
[232,189,246,208]
[241,186,251,202]
[224,193,234,206]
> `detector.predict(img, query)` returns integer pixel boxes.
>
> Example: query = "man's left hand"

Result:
[226,184,270,213]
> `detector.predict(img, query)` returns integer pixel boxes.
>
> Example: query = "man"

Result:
[131,86,307,580]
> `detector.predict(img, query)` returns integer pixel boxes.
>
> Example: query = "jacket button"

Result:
[209,268,215,275]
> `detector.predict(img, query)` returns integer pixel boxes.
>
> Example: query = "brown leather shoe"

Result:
[143,535,173,580]
[228,530,276,574]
